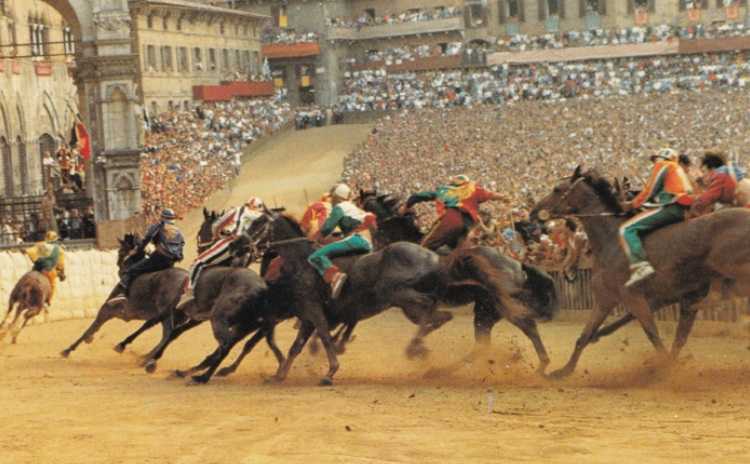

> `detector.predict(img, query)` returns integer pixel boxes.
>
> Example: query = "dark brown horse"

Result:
[219,212,558,385]
[1,271,55,344]
[61,234,190,373]
[533,167,750,378]
[171,266,283,384]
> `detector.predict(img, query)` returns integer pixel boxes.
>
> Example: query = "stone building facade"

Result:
[0,0,79,199]
[129,0,267,116]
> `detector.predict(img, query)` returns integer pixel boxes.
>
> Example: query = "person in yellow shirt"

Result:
[24,230,66,307]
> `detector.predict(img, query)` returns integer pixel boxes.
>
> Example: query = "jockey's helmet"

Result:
[45,230,59,241]
[332,183,352,201]
[450,174,470,186]
[161,208,177,221]
[652,148,678,162]
[245,196,264,210]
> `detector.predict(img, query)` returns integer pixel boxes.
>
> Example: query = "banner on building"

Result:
[726,4,740,20]
[69,118,91,161]
[634,8,648,26]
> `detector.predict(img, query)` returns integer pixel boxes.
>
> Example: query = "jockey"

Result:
[109,209,185,304]
[24,230,66,307]
[402,175,509,251]
[178,196,265,308]
[688,151,738,217]
[300,193,332,239]
[308,183,376,299]
[620,148,694,288]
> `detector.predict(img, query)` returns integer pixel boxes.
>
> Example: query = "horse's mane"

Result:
[582,171,623,214]
[278,213,306,237]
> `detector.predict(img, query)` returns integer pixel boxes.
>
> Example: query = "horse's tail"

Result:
[520,263,559,321]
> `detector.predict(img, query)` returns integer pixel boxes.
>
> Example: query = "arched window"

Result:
[17,136,28,195]
[39,133,56,184]
[1,137,12,197]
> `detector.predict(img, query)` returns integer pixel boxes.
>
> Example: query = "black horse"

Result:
[358,189,557,349]
[218,212,558,385]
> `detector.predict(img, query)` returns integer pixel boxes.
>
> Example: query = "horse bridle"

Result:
[537,176,622,221]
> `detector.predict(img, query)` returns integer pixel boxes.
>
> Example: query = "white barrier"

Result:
[0,248,119,325]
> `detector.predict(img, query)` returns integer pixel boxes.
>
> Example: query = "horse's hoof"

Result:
[189,375,209,385]
[113,344,126,354]
[263,375,283,385]
[60,349,71,358]
[546,368,571,380]
[319,377,333,386]
[173,370,188,378]
[216,367,235,377]
[405,343,429,360]
[144,360,157,374]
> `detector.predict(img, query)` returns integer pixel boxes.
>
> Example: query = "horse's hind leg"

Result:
[141,318,203,374]
[671,300,698,360]
[474,296,501,348]
[625,296,667,355]
[214,328,267,377]
[272,320,316,383]
[507,316,550,375]
[11,307,41,344]
[114,318,160,353]
[61,304,121,357]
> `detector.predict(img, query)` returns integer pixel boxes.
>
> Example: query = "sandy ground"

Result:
[2,125,750,463]
[2,314,750,464]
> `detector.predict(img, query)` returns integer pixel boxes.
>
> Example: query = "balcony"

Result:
[262,42,321,60]
[328,16,464,41]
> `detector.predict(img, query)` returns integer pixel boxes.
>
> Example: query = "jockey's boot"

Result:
[625,261,656,289]
[106,284,128,306]
[331,272,348,299]
[324,266,347,299]
[176,287,194,310]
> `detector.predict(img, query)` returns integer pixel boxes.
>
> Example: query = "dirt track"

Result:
[2,314,750,463]
[2,126,750,463]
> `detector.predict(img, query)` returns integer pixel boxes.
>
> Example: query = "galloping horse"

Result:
[358,189,558,349]
[61,234,191,373]
[1,270,55,344]
[219,212,558,385]
[533,167,750,378]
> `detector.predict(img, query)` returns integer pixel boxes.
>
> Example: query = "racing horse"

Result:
[217,212,558,385]
[61,233,191,373]
[358,189,557,349]
[532,167,750,378]
[1,270,57,344]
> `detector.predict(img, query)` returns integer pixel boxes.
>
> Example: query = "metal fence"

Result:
[549,269,748,323]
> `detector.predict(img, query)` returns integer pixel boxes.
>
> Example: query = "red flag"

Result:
[74,120,91,160]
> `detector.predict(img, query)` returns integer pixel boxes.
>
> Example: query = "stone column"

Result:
[76,5,143,222]
[285,63,301,106]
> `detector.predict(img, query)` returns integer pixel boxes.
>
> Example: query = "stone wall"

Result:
[0,248,119,325]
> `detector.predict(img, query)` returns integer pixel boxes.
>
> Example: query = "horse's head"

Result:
[197,208,222,254]
[117,233,142,269]
[359,189,402,221]
[532,166,623,223]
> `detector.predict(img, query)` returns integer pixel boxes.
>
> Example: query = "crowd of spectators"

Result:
[141,97,292,221]
[294,106,345,130]
[342,89,750,266]
[338,49,750,112]
[262,26,319,44]
[496,22,750,52]
[328,6,461,29]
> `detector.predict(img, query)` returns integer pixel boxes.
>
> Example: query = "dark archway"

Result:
[1,137,11,197]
